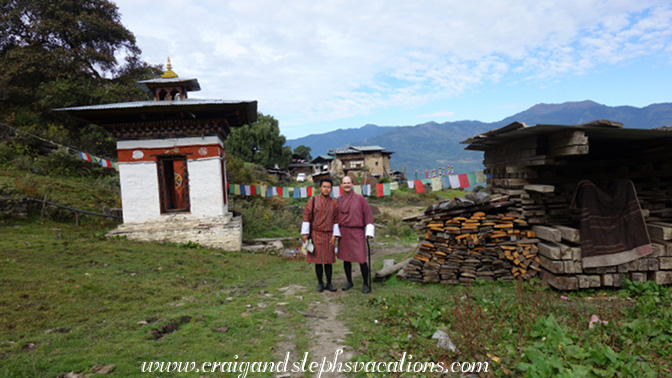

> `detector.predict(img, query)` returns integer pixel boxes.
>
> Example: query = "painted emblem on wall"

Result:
[132,150,144,159]
[198,147,208,156]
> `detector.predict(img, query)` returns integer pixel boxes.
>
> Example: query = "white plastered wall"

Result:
[117,136,227,223]
[119,162,161,223]
[187,157,227,218]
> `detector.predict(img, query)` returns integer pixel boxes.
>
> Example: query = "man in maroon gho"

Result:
[301,178,341,292]
[336,176,374,293]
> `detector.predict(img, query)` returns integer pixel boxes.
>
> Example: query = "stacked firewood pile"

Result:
[402,193,542,284]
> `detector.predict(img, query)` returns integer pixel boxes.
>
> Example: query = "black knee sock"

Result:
[315,264,324,285]
[325,264,333,284]
[360,263,369,286]
[343,261,353,284]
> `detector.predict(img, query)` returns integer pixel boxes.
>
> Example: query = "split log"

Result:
[374,259,411,282]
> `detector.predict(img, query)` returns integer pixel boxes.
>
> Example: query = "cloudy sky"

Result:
[113,0,672,139]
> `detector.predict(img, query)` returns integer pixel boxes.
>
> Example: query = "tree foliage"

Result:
[293,145,312,161]
[0,0,161,156]
[225,113,292,169]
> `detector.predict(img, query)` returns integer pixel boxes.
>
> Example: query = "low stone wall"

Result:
[0,196,29,218]
[106,212,243,251]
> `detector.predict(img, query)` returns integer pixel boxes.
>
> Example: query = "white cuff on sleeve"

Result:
[365,224,375,238]
[301,222,310,235]
[333,224,341,237]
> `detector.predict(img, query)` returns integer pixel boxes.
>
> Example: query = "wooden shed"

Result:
[459,119,672,289]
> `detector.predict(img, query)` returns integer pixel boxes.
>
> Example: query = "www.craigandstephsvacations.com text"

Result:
[140,350,490,377]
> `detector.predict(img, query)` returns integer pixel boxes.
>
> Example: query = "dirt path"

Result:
[275,242,415,377]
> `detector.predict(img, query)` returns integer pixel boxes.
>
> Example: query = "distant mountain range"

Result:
[286,100,672,174]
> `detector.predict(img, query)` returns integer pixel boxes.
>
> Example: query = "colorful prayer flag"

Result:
[78,151,92,162]
[376,183,384,197]
[414,180,425,193]
[458,174,469,188]
[467,172,477,187]
[383,183,391,196]
[476,171,486,184]
[431,178,442,191]
[449,175,460,189]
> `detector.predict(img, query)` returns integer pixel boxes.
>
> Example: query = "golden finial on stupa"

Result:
[161,57,178,78]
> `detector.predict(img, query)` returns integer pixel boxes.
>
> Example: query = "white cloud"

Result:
[418,110,456,118]
[112,0,672,136]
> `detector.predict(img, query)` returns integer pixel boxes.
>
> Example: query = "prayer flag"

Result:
[78,151,92,162]
[293,187,300,198]
[431,178,442,191]
[390,182,398,191]
[407,180,415,189]
[353,185,362,195]
[458,174,469,188]
[300,187,308,198]
[476,171,486,184]
[467,172,477,187]
[376,183,384,197]
[99,158,112,168]
[449,175,460,189]
[441,177,450,189]
[307,187,313,197]
[414,180,425,193]
[383,183,391,196]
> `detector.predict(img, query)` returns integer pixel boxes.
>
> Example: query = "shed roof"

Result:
[461,119,672,151]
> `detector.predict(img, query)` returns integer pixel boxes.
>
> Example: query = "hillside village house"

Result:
[325,146,393,179]
[288,154,314,181]
[57,59,256,251]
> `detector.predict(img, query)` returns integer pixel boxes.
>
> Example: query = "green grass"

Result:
[2,219,672,377]
[340,277,672,377]
[0,220,321,378]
